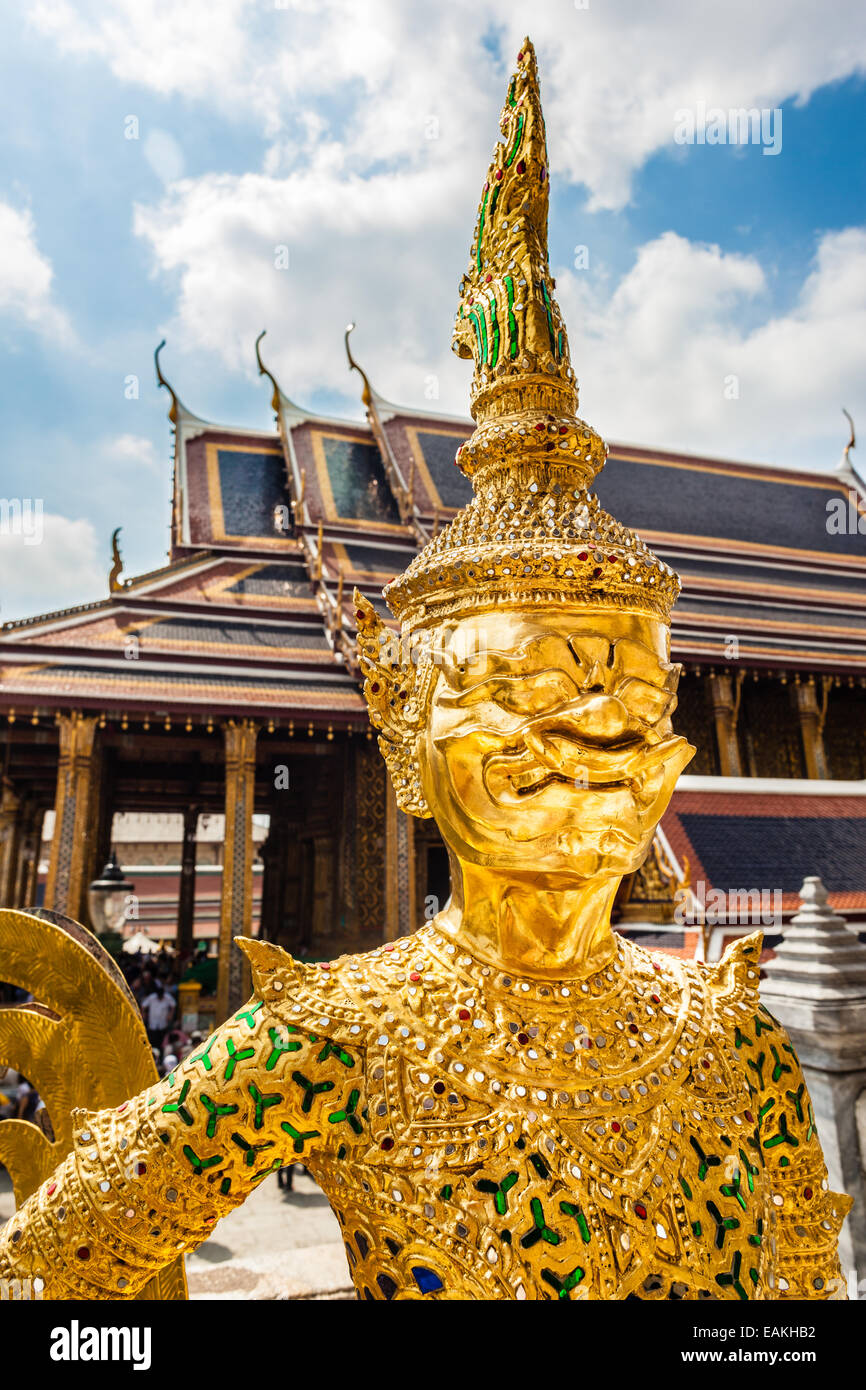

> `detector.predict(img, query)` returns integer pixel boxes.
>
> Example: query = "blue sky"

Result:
[1,0,865,621]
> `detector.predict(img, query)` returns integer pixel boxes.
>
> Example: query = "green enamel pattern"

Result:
[224,1038,255,1082]
[265,1025,302,1070]
[504,111,525,167]
[475,187,490,271]
[201,1094,239,1139]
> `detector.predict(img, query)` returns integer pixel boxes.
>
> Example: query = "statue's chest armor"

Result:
[274,926,773,1298]
[312,1053,774,1301]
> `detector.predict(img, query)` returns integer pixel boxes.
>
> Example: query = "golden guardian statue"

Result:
[0,38,850,1301]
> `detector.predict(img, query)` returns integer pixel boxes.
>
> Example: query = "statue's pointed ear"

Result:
[352,589,432,818]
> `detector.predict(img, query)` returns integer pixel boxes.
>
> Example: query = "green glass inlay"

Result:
[182,1145,223,1176]
[280,1120,320,1155]
[716,1250,749,1302]
[762,1112,799,1150]
[520,1197,560,1249]
[231,1132,275,1168]
[327,1088,363,1135]
[786,1083,805,1122]
[540,281,557,356]
[529,1153,549,1180]
[720,1169,747,1213]
[234,1000,264,1030]
[189,1033,219,1073]
[690,1137,721,1182]
[291,1070,334,1115]
[224,1038,255,1082]
[316,1040,355,1069]
[468,307,485,364]
[251,1157,282,1185]
[738,1148,758,1194]
[265,1025,301,1071]
[504,112,525,167]
[559,1201,591,1244]
[161,1079,193,1126]
[504,275,518,358]
[770,1044,792,1083]
[541,1265,584,1300]
[201,1094,239,1139]
[488,294,500,367]
[476,187,490,272]
[476,1172,518,1216]
[748,1218,764,1248]
[706,1200,740,1250]
[249,1081,281,1130]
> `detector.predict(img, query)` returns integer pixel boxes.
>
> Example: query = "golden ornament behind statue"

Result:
[0,37,850,1302]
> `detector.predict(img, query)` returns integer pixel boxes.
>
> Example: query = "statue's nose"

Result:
[523,694,631,771]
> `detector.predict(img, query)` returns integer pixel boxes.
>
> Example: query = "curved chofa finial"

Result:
[255,330,281,416]
[154,339,183,425]
[108,526,124,593]
[344,322,375,409]
[843,408,856,461]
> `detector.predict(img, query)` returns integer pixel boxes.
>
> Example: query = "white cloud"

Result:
[29,0,866,468]
[0,512,105,624]
[134,152,866,469]
[559,228,866,468]
[28,0,866,210]
[143,129,185,185]
[0,201,72,342]
[106,433,162,473]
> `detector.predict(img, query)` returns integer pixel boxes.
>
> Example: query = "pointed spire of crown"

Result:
[381,38,679,633]
[453,40,573,415]
[448,39,605,495]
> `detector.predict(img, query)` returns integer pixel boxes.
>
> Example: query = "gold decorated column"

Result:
[707,672,743,778]
[18,806,45,908]
[0,781,22,908]
[176,804,199,957]
[44,713,100,921]
[384,781,416,942]
[217,719,259,1021]
[796,676,830,779]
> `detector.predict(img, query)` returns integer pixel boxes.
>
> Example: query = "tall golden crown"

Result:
[356,38,680,814]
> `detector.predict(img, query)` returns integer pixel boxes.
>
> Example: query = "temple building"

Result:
[1,328,865,1019]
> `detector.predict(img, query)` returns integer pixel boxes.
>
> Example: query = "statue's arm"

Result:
[745,1003,851,1300]
[0,994,365,1299]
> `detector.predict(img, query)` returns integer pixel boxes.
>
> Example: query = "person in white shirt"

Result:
[139,982,175,1053]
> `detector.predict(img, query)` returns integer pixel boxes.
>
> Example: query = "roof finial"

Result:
[344,323,374,409]
[843,408,856,461]
[154,340,181,425]
[109,527,124,593]
[255,330,281,415]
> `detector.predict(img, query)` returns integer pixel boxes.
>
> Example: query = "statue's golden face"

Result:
[419,608,693,882]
